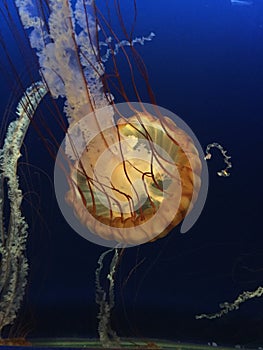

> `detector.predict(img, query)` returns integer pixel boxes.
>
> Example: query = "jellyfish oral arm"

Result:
[0,82,48,336]
[95,248,120,347]
[100,32,156,62]
[15,0,156,126]
[196,286,263,320]
[16,0,98,120]
[204,142,232,177]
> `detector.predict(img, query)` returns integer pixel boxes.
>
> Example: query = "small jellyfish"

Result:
[230,0,253,6]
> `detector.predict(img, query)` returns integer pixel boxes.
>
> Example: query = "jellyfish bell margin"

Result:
[54,102,209,248]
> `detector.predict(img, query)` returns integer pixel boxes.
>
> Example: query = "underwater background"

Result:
[0,0,263,348]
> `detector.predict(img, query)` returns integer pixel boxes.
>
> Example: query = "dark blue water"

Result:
[0,0,263,347]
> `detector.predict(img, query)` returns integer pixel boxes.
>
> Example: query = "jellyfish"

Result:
[12,0,207,247]
[0,0,209,345]
[230,0,253,6]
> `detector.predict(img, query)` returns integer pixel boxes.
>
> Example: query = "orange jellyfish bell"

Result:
[63,103,202,246]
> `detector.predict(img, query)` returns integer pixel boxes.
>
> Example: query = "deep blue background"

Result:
[0,0,263,347]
